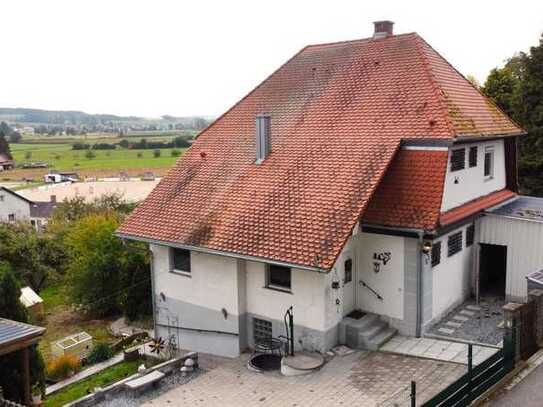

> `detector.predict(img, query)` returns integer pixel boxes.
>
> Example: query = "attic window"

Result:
[469,146,478,168]
[255,114,271,164]
[450,148,465,172]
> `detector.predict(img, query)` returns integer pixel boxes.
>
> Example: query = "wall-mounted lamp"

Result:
[159,292,166,301]
[422,241,432,255]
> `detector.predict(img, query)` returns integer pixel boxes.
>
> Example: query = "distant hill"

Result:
[0,107,213,130]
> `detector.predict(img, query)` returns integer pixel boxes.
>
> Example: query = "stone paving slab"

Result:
[380,336,499,365]
[139,351,465,407]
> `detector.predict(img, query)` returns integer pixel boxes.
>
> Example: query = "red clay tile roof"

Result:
[439,189,517,227]
[118,32,523,270]
[362,149,448,230]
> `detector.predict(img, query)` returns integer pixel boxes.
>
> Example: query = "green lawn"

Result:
[38,283,116,363]
[44,360,141,407]
[10,143,185,172]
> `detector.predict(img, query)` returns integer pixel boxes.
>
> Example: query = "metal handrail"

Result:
[359,280,383,301]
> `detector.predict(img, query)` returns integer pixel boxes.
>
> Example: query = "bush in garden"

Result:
[87,342,114,364]
[46,354,81,380]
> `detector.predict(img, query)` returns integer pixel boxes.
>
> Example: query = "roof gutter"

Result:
[115,232,327,273]
[453,132,526,143]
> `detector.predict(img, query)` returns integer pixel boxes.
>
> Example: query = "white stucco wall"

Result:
[479,215,543,301]
[355,232,405,320]
[0,191,31,222]
[245,261,327,331]
[441,140,506,212]
[432,224,473,319]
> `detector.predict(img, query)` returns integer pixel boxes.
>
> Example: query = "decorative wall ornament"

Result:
[373,252,391,265]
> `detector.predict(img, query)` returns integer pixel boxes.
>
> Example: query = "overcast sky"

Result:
[1,0,542,118]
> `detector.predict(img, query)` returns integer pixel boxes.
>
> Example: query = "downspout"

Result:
[416,232,424,338]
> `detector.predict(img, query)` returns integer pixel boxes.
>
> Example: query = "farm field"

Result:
[6,143,186,180]
[19,130,198,144]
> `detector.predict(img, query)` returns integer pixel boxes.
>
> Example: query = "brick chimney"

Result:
[373,20,394,39]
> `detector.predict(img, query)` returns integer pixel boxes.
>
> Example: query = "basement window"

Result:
[450,148,465,172]
[466,224,475,247]
[431,241,441,268]
[171,248,191,275]
[469,146,478,168]
[253,318,272,343]
[447,231,463,257]
[266,264,291,291]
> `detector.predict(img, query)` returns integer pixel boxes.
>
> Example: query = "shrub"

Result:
[87,342,114,364]
[153,149,161,158]
[170,149,181,157]
[85,150,96,159]
[137,152,143,158]
[46,354,81,380]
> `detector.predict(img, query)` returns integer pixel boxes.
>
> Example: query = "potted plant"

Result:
[32,384,43,406]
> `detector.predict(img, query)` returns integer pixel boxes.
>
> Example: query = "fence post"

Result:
[467,344,473,397]
[410,381,416,407]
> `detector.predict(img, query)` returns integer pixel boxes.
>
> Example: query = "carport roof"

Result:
[487,195,543,222]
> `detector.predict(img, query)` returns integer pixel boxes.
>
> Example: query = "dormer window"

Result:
[255,114,271,164]
[450,148,465,172]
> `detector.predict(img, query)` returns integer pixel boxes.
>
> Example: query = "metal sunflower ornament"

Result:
[149,337,166,355]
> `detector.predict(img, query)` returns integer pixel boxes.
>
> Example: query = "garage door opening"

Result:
[479,244,507,298]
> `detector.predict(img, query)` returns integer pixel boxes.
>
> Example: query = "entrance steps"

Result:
[339,313,397,351]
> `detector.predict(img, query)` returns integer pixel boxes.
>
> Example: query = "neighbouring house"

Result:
[0,153,14,171]
[117,21,537,357]
[0,187,57,230]
[19,286,44,320]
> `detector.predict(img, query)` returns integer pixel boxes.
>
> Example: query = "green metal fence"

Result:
[412,324,516,407]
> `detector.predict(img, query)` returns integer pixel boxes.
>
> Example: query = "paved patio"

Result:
[138,351,465,407]
[381,336,499,365]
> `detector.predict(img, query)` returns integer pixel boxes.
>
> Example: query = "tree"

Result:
[9,131,22,143]
[482,34,543,196]
[0,265,45,403]
[0,223,67,291]
[84,150,96,159]
[0,121,12,158]
[65,213,150,318]
[153,149,161,158]
[119,139,130,148]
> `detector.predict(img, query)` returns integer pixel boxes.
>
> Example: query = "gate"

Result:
[410,325,517,407]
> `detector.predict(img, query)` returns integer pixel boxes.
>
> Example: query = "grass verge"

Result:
[44,359,141,407]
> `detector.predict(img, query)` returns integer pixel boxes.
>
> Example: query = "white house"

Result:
[0,187,57,230]
[118,22,533,357]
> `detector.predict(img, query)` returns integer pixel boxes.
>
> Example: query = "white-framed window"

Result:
[8,213,15,222]
[266,264,291,292]
[450,148,466,172]
[170,248,191,276]
[0,195,4,202]
[484,146,494,180]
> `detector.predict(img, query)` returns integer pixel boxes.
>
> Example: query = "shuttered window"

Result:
[448,231,463,257]
[450,148,465,172]
[466,224,475,247]
[431,241,441,268]
[469,146,478,167]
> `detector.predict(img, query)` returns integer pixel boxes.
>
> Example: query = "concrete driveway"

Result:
[141,351,466,407]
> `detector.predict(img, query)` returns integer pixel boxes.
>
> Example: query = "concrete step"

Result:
[362,327,397,351]
[340,312,397,351]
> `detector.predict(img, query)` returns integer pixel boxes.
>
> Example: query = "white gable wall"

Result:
[0,190,31,222]
[441,140,506,212]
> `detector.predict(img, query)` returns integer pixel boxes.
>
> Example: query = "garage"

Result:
[476,196,543,303]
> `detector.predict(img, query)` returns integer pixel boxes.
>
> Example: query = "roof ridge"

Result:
[305,32,418,50]
[413,34,456,138]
